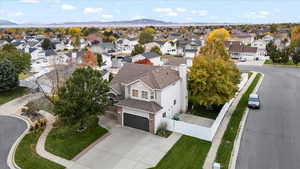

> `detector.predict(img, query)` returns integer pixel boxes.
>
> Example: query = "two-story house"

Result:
[109,63,188,133]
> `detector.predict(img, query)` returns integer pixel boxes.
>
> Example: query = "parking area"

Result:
[74,126,181,169]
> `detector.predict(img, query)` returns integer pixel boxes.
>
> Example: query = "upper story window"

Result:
[173,99,176,105]
[142,91,148,99]
[132,89,138,97]
[150,92,155,99]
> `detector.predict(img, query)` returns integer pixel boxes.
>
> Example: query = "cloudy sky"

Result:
[0,0,300,24]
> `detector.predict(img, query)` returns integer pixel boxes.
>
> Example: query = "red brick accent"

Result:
[149,114,155,134]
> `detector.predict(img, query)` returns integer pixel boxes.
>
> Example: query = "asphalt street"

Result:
[237,66,300,169]
[0,116,27,169]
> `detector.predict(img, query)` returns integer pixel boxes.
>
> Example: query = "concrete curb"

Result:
[229,72,265,169]
[3,114,31,169]
[203,72,257,169]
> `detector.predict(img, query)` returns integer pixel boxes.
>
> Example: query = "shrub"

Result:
[156,123,172,138]
[286,60,295,65]
[264,59,273,64]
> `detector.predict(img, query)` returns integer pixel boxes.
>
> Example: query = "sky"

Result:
[0,0,300,24]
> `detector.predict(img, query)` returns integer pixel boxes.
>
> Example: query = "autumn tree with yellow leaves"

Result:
[188,30,240,109]
[206,28,231,43]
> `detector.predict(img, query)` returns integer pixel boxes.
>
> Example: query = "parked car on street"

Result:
[248,93,261,109]
[240,57,247,62]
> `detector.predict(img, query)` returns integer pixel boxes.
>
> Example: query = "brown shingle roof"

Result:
[110,63,180,94]
[163,56,187,66]
[116,98,162,113]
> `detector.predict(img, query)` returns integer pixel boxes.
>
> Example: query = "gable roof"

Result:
[141,52,160,59]
[110,63,180,94]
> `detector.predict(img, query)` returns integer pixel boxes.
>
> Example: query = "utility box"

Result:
[213,162,221,169]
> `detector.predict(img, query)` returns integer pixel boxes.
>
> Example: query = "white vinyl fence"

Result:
[165,73,249,141]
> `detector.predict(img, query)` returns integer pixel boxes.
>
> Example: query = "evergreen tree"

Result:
[0,59,19,91]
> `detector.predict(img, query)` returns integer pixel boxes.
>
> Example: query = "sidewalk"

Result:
[36,110,90,169]
[203,72,257,169]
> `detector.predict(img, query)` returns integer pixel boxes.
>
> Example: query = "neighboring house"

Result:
[0,40,9,47]
[123,52,162,66]
[90,42,115,54]
[109,63,188,133]
[116,38,138,54]
[262,34,274,43]
[231,33,255,45]
[145,41,177,55]
[251,39,267,56]
[225,41,260,60]
[11,40,25,50]
[162,56,192,68]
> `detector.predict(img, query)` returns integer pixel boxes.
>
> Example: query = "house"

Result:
[231,33,255,45]
[251,39,267,56]
[122,52,162,66]
[109,63,188,133]
[116,38,138,54]
[0,40,9,47]
[90,42,115,54]
[145,40,177,55]
[225,41,260,60]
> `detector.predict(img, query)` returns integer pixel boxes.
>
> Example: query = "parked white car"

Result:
[248,93,261,109]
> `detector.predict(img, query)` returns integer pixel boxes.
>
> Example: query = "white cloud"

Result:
[153,8,179,17]
[245,10,271,19]
[14,12,24,16]
[84,8,103,14]
[176,8,186,12]
[153,8,173,13]
[19,0,40,3]
[102,14,113,18]
[61,4,76,10]
[191,10,208,16]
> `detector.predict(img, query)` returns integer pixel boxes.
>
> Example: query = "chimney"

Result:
[179,64,188,113]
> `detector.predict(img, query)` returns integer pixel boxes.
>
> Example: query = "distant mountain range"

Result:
[0,19,177,27]
[0,20,18,26]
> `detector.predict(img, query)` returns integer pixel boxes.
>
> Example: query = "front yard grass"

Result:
[151,135,211,169]
[215,73,262,169]
[0,87,28,105]
[15,128,64,169]
[45,115,108,160]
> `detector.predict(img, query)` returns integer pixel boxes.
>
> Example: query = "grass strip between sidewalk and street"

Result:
[150,135,211,169]
[15,128,64,169]
[45,115,108,160]
[215,73,262,169]
[0,87,27,105]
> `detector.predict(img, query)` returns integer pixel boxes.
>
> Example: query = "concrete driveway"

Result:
[75,127,181,169]
[0,116,27,169]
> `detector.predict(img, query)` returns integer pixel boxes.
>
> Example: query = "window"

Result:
[142,91,148,99]
[132,89,138,97]
[150,92,155,99]
[162,112,166,118]
[173,99,176,105]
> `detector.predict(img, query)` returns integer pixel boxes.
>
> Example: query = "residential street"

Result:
[0,116,27,169]
[237,66,300,169]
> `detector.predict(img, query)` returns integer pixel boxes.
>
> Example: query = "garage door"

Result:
[123,113,149,132]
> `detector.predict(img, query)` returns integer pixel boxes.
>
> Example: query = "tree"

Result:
[291,48,300,64]
[206,28,231,43]
[108,72,114,82]
[67,27,81,37]
[145,27,155,34]
[82,27,100,36]
[139,31,154,44]
[134,58,153,65]
[42,38,54,50]
[0,44,31,74]
[266,41,281,63]
[82,50,97,67]
[291,26,300,42]
[54,67,109,129]
[131,44,145,56]
[280,47,291,64]
[96,53,103,66]
[201,40,230,60]
[188,41,240,108]
[270,24,278,33]
[0,59,19,91]
[150,46,162,55]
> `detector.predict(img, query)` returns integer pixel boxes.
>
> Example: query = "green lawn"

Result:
[151,135,211,169]
[215,73,262,169]
[45,116,108,160]
[0,87,27,105]
[15,128,64,169]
